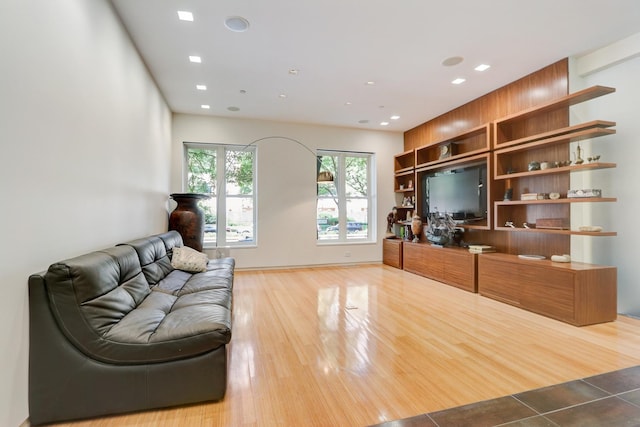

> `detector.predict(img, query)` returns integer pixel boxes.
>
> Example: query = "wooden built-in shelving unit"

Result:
[387,60,618,325]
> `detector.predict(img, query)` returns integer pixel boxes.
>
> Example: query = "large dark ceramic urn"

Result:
[169,193,210,251]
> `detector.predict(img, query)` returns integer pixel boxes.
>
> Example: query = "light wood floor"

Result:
[46,264,640,427]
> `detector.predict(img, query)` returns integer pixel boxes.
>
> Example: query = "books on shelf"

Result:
[520,193,550,201]
[468,245,496,254]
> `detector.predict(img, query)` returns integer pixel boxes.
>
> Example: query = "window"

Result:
[317,150,375,243]
[184,143,256,247]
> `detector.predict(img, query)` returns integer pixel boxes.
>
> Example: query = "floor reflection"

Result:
[317,285,375,376]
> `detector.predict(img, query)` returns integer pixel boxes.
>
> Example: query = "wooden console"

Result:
[402,242,477,292]
[478,253,617,326]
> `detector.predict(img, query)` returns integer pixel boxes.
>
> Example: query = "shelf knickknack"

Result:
[169,193,210,251]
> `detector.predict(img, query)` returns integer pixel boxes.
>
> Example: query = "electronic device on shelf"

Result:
[422,164,487,224]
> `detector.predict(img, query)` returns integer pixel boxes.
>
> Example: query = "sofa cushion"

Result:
[171,246,208,272]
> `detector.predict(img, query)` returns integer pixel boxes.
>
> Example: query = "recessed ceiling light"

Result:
[475,64,491,72]
[201,105,210,109]
[189,56,202,63]
[380,122,390,126]
[227,106,240,112]
[224,16,250,32]
[279,93,287,99]
[344,102,352,106]
[390,115,400,120]
[358,119,369,124]
[442,56,464,67]
[451,78,466,85]
[366,81,376,86]
[177,11,194,21]
[196,84,207,91]
[288,69,299,75]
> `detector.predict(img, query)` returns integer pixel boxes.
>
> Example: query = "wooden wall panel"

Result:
[404,59,569,150]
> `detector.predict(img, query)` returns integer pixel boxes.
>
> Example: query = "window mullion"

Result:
[217,146,226,244]
[338,154,348,240]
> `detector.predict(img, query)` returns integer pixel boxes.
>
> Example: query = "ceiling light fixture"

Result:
[189,56,202,63]
[366,81,376,86]
[227,106,240,112]
[390,115,400,120]
[279,93,287,99]
[201,105,210,109]
[177,11,194,21]
[475,64,491,71]
[288,69,299,75]
[196,84,207,91]
[380,122,389,126]
[451,78,466,85]
[442,56,464,67]
[224,16,250,32]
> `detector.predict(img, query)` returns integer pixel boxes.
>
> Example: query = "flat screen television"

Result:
[422,164,487,223]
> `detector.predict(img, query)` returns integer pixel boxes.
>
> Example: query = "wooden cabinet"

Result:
[382,238,403,269]
[478,253,617,326]
[403,242,477,292]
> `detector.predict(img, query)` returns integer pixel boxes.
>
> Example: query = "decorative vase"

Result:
[411,216,422,243]
[169,193,210,251]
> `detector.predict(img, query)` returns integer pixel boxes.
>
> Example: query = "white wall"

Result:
[172,114,403,269]
[0,1,172,425]
[569,32,640,315]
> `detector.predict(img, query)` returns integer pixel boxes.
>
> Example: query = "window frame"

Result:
[183,142,257,249]
[316,150,375,244]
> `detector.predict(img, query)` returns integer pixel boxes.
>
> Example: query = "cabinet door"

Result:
[442,251,476,292]
[383,239,403,269]
[520,267,575,322]
[403,243,443,279]
[478,257,521,305]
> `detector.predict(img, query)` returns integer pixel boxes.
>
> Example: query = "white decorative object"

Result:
[518,254,546,260]
[578,225,603,232]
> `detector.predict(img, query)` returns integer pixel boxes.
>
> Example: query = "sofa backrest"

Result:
[119,231,182,286]
[44,245,152,352]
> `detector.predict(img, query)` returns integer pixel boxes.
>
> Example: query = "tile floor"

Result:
[370,365,640,426]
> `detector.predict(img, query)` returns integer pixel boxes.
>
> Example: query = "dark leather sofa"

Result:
[28,231,234,425]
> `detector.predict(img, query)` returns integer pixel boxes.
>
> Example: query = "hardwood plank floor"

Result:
[43,264,640,427]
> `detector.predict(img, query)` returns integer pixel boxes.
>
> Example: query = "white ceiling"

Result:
[110,0,640,133]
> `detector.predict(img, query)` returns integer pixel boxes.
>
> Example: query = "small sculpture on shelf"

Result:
[386,207,398,234]
[574,144,584,165]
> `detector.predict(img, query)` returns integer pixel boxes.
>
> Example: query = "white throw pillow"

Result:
[171,246,208,273]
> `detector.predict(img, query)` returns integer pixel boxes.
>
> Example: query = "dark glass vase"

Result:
[169,193,210,251]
